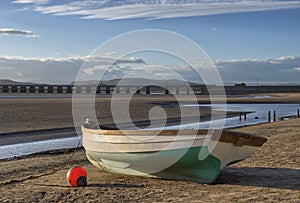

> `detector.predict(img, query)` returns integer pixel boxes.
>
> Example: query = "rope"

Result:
[0,138,83,186]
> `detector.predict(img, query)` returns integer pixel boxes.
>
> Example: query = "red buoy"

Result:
[66,166,87,186]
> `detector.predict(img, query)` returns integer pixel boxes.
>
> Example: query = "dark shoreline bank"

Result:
[0,127,78,146]
[1,94,299,145]
[0,114,213,146]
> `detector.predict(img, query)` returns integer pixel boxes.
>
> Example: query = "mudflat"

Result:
[0,94,202,134]
[1,93,300,134]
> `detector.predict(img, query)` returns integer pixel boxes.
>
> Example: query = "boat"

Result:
[81,121,267,184]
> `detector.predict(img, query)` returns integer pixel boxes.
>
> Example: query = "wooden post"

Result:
[297,109,299,118]
[126,87,130,94]
[115,86,120,94]
[268,111,271,122]
[106,86,110,94]
[146,86,150,95]
[273,111,276,122]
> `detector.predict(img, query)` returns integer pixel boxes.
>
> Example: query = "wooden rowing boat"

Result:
[81,122,267,184]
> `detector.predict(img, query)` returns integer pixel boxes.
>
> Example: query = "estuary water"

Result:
[163,103,300,129]
[1,103,299,160]
[0,137,81,160]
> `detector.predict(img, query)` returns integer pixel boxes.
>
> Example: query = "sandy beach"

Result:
[0,94,299,202]
[2,0,300,201]
[0,118,299,202]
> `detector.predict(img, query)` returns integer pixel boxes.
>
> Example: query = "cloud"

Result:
[0,28,40,37]
[216,56,300,85]
[1,54,300,85]
[12,0,49,4]
[293,67,300,71]
[81,56,146,77]
[16,72,23,77]
[26,0,300,20]
[0,55,146,84]
[104,51,117,57]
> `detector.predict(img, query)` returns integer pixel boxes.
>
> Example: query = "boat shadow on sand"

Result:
[216,167,300,191]
[86,183,145,189]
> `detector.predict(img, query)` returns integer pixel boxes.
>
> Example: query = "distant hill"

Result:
[0,79,47,86]
[71,78,200,86]
[1,78,198,86]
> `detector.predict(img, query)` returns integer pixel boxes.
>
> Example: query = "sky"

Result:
[0,0,300,85]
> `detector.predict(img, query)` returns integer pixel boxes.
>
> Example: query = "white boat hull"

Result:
[82,126,266,183]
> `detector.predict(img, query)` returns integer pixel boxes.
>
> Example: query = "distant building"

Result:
[235,83,246,87]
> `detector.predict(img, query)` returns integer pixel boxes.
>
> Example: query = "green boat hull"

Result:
[82,125,267,184]
[86,146,222,184]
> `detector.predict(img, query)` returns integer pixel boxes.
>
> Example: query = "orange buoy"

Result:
[66,166,87,186]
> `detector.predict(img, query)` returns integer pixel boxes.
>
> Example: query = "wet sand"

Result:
[1,93,300,134]
[0,94,202,134]
[0,119,299,202]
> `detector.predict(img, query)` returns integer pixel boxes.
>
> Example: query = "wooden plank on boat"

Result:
[214,130,267,147]
[81,125,267,147]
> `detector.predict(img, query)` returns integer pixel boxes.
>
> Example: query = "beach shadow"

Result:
[30,183,145,189]
[86,183,145,189]
[216,167,300,190]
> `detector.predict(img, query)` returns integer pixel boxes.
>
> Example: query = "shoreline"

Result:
[0,94,299,146]
[0,127,78,146]
[1,93,300,134]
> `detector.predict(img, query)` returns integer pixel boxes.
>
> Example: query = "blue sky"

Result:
[1,0,300,84]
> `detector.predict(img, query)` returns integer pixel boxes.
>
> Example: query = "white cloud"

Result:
[16,72,23,77]
[28,0,300,20]
[216,56,300,85]
[0,28,40,37]
[104,51,117,57]
[1,54,300,85]
[0,55,145,84]
[293,67,300,71]
[12,0,49,4]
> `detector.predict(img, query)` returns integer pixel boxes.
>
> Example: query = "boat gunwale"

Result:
[83,133,208,144]
[82,124,267,147]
